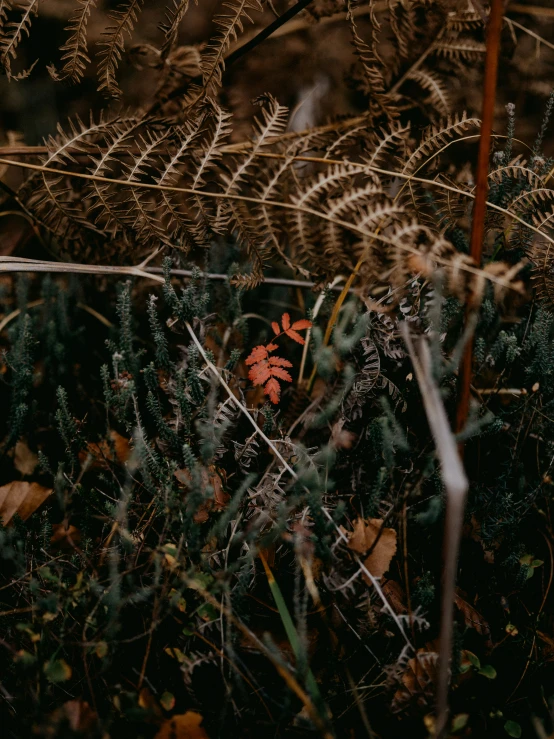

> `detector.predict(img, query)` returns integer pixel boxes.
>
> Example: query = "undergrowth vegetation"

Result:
[1,0,554,737]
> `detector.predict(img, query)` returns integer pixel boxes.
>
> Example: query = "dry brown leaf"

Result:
[155,711,209,739]
[51,523,81,549]
[79,430,131,469]
[381,580,408,614]
[346,518,397,580]
[454,591,491,643]
[392,649,439,712]
[0,481,53,525]
[14,440,39,475]
[174,466,229,523]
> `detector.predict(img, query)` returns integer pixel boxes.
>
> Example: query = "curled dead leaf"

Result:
[0,481,53,525]
[346,517,397,581]
[454,591,491,645]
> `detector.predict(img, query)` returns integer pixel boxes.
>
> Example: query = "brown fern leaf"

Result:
[25,115,120,239]
[159,0,194,59]
[96,0,144,98]
[346,0,397,119]
[402,113,480,175]
[362,120,411,169]
[0,0,38,80]
[122,129,174,246]
[47,0,97,83]
[197,0,263,103]
[218,94,288,267]
[289,163,361,271]
[406,69,450,116]
[435,39,486,61]
[85,117,146,238]
[0,0,11,30]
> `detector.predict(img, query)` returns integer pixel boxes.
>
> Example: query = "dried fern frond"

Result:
[196,0,263,105]
[159,0,194,59]
[361,120,411,169]
[407,69,450,116]
[96,0,144,98]
[346,0,397,119]
[47,0,97,83]
[0,0,38,80]
[402,113,480,175]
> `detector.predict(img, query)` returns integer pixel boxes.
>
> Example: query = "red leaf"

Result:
[269,356,292,367]
[291,319,312,331]
[245,345,268,365]
[266,342,278,352]
[264,377,281,404]
[271,322,280,336]
[270,366,292,382]
[281,313,291,331]
[248,361,271,385]
[285,329,306,345]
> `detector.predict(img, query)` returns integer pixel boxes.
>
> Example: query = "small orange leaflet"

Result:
[245,312,312,404]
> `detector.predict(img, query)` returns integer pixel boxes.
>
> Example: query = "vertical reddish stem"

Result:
[455,0,504,439]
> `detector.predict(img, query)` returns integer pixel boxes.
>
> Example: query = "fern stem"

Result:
[225,0,315,67]
[455,0,503,443]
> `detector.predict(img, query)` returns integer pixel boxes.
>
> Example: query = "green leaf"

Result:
[466,651,481,668]
[452,713,469,732]
[478,664,497,679]
[160,691,175,711]
[531,559,544,568]
[504,720,522,738]
[44,658,72,683]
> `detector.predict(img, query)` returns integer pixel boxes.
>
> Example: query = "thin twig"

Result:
[401,325,469,739]
[225,0,315,67]
[456,0,504,440]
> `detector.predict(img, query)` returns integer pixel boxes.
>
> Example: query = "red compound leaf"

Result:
[284,328,307,345]
[270,366,292,382]
[264,377,281,404]
[271,321,280,336]
[248,360,271,386]
[266,342,278,352]
[269,356,292,367]
[245,345,268,365]
[281,313,291,331]
[291,319,312,331]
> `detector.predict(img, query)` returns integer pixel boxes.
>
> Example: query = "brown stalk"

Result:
[455,0,504,441]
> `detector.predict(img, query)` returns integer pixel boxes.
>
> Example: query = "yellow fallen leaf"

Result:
[155,711,209,739]
[0,481,53,525]
[346,517,397,580]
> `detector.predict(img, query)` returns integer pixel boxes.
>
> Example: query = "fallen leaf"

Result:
[381,580,408,614]
[346,518,397,580]
[51,523,81,549]
[392,649,438,712]
[79,430,131,469]
[454,591,491,645]
[155,711,209,739]
[0,481,53,525]
[14,440,38,475]
[174,466,228,523]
